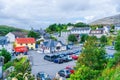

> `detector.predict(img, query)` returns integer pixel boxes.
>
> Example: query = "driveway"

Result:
[28,51,76,79]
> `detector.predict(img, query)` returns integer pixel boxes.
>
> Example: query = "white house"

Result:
[70,27,91,34]
[40,39,66,53]
[5,32,15,43]
[89,28,107,38]
[115,24,120,31]
[67,26,74,30]
[103,26,111,33]
[6,32,27,43]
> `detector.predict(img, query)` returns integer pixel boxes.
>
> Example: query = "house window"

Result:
[20,43,22,45]
[31,43,33,45]
[56,46,60,50]
[26,44,28,45]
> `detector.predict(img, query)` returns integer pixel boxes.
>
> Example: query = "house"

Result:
[6,32,27,43]
[14,38,36,50]
[115,24,120,31]
[40,39,66,53]
[51,33,60,39]
[89,29,106,38]
[70,27,91,34]
[59,31,71,44]
[103,26,111,33]
[0,36,8,50]
[67,26,74,30]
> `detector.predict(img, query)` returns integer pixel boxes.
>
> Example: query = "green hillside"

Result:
[0,25,28,36]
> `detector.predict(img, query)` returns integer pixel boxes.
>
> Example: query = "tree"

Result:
[0,48,11,63]
[115,31,120,51]
[68,34,77,43]
[28,31,39,39]
[100,35,107,44]
[80,34,89,43]
[74,22,89,27]
[69,36,107,80]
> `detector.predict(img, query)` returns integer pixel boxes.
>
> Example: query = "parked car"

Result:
[71,54,79,60]
[37,72,51,80]
[54,58,64,64]
[65,66,75,74]
[44,55,59,62]
[54,54,65,64]
[57,69,71,78]
[63,55,73,62]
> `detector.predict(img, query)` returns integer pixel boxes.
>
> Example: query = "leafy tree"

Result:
[28,31,39,39]
[115,31,120,51]
[0,48,11,63]
[74,22,89,27]
[68,34,77,43]
[100,35,107,45]
[69,36,107,80]
[80,34,89,43]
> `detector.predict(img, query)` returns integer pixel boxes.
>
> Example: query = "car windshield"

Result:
[40,73,48,78]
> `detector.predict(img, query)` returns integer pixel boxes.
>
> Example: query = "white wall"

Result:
[6,32,15,43]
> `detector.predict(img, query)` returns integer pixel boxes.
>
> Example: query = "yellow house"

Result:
[14,38,36,50]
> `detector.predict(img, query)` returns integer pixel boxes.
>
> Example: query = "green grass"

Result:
[0,25,28,36]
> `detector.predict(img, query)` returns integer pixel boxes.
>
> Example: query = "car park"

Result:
[36,72,51,80]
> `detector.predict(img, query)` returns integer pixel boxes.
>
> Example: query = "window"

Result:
[20,43,22,45]
[31,43,33,45]
[26,44,28,45]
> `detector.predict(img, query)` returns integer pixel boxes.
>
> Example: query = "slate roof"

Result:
[89,30,104,34]
[43,39,65,48]
[71,27,90,31]
[0,36,8,45]
[11,32,27,38]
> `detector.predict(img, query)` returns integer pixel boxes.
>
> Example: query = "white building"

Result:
[70,27,91,34]
[5,32,15,43]
[89,28,107,38]
[40,39,66,53]
[103,26,111,33]
[115,24,120,31]
[6,32,27,43]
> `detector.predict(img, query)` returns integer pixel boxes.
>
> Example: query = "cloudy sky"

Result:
[0,0,120,29]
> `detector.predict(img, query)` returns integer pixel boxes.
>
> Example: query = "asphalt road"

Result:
[28,51,76,79]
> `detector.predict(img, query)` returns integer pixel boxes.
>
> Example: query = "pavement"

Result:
[28,50,76,79]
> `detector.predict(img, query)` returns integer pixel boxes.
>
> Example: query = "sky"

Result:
[0,0,120,30]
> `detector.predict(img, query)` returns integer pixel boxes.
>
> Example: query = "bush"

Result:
[0,48,11,63]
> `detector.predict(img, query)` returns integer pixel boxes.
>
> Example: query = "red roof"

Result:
[16,38,35,44]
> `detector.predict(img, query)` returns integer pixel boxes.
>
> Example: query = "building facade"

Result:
[14,38,36,50]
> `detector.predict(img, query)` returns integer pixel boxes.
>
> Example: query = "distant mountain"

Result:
[0,25,28,36]
[90,14,120,25]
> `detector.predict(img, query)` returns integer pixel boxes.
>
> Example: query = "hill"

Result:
[90,14,120,25]
[0,25,28,36]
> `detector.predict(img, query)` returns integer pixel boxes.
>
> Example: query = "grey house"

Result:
[40,39,66,53]
[0,36,8,49]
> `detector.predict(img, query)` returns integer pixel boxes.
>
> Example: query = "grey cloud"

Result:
[0,0,120,29]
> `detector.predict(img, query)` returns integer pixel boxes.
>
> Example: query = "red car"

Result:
[66,66,75,74]
[71,54,78,60]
